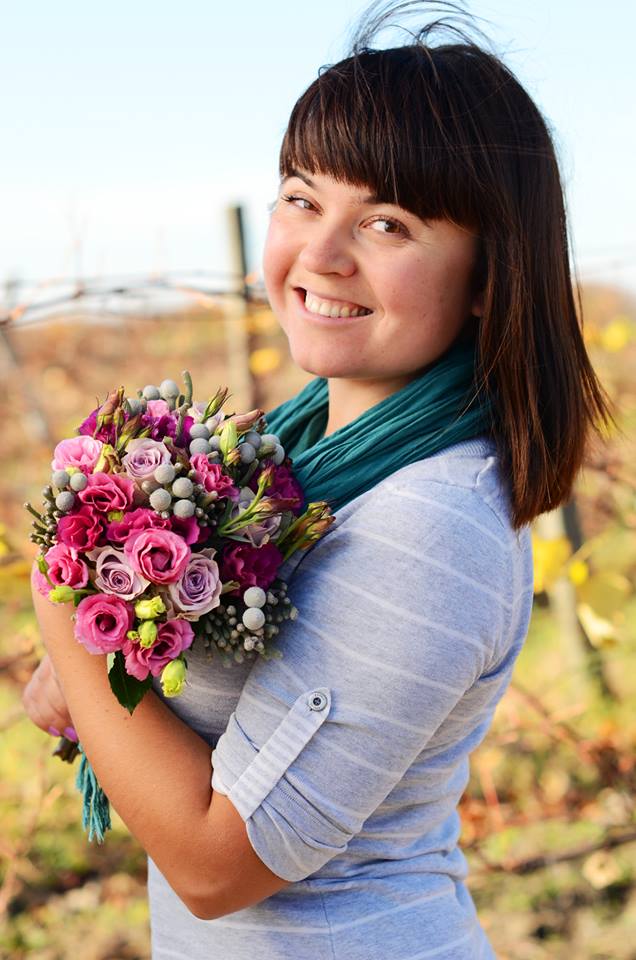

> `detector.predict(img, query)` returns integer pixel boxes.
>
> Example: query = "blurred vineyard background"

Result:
[0,275,635,960]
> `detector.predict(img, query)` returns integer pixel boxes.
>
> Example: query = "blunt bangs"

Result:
[279,46,499,231]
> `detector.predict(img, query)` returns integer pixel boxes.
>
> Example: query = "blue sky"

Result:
[2,0,635,295]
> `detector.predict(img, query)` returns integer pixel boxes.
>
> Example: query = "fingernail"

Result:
[48,725,61,737]
[63,726,78,742]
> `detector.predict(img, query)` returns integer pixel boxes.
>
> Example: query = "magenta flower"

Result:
[74,593,134,654]
[250,462,304,515]
[57,505,106,551]
[124,528,190,584]
[51,436,104,474]
[167,547,222,620]
[219,542,283,596]
[122,619,194,681]
[190,455,239,501]
[43,543,89,589]
[77,472,135,514]
[169,514,210,545]
[106,507,171,546]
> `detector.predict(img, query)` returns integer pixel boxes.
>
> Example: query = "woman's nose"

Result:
[297,225,356,276]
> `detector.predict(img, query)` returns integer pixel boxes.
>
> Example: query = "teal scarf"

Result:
[265,332,494,514]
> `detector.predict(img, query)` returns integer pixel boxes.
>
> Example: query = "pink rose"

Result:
[44,543,89,589]
[190,455,239,500]
[167,547,222,620]
[122,619,194,681]
[124,528,190,584]
[219,542,283,597]
[145,399,172,418]
[51,436,104,474]
[87,545,150,600]
[57,504,106,551]
[74,593,134,654]
[78,472,135,513]
[106,507,171,546]
[121,438,172,481]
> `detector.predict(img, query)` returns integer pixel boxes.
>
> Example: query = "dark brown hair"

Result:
[277,1,615,530]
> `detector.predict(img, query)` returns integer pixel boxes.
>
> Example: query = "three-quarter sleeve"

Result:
[211,474,519,882]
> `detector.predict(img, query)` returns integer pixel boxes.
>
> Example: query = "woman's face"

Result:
[263,168,483,388]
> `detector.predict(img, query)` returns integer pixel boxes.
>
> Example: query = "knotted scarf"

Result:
[265,330,494,514]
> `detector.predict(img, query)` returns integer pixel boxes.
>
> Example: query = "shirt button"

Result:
[308,691,328,711]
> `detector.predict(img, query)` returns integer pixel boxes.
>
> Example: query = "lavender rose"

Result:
[74,593,134,654]
[86,545,150,600]
[121,438,172,482]
[167,547,223,620]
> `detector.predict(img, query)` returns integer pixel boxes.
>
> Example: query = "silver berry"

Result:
[69,472,88,491]
[173,499,195,518]
[55,491,76,512]
[52,469,70,489]
[142,385,161,400]
[154,463,176,484]
[189,423,210,440]
[150,488,172,511]
[244,431,262,449]
[243,607,266,631]
[238,442,257,464]
[159,379,180,400]
[189,438,211,456]
[243,586,266,608]
[172,477,194,498]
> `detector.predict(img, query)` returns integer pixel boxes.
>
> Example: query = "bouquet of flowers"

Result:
[26,372,334,839]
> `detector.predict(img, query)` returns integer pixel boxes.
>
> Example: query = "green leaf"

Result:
[108,650,152,715]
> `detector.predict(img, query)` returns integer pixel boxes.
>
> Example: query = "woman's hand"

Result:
[21,653,78,741]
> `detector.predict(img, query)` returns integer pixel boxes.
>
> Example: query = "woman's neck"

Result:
[324,373,418,438]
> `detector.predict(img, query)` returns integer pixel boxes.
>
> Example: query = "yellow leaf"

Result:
[600,316,634,353]
[577,602,619,649]
[568,559,589,586]
[531,533,571,593]
[249,347,282,377]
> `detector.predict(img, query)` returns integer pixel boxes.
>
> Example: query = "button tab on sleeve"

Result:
[308,690,328,711]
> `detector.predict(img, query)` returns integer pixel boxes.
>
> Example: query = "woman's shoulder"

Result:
[344,435,518,542]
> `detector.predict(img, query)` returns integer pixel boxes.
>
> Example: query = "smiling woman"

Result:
[264,170,483,435]
[23,2,614,959]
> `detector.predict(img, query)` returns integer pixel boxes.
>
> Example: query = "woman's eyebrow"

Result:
[279,169,383,206]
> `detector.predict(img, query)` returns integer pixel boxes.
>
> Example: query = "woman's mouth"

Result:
[294,287,373,319]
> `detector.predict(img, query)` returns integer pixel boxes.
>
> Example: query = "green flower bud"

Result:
[138,620,158,648]
[219,419,238,458]
[134,596,166,620]
[126,629,140,643]
[107,509,125,522]
[160,658,187,698]
[49,585,75,604]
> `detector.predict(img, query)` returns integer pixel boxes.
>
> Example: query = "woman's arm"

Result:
[29,562,291,919]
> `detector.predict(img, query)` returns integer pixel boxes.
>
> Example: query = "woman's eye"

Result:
[368,216,406,236]
[280,194,315,210]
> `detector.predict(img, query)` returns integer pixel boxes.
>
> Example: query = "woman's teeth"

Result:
[304,290,372,318]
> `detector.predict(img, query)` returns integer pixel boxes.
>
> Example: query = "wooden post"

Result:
[224,205,261,412]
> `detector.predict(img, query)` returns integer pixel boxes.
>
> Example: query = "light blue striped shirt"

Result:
[147,435,534,959]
